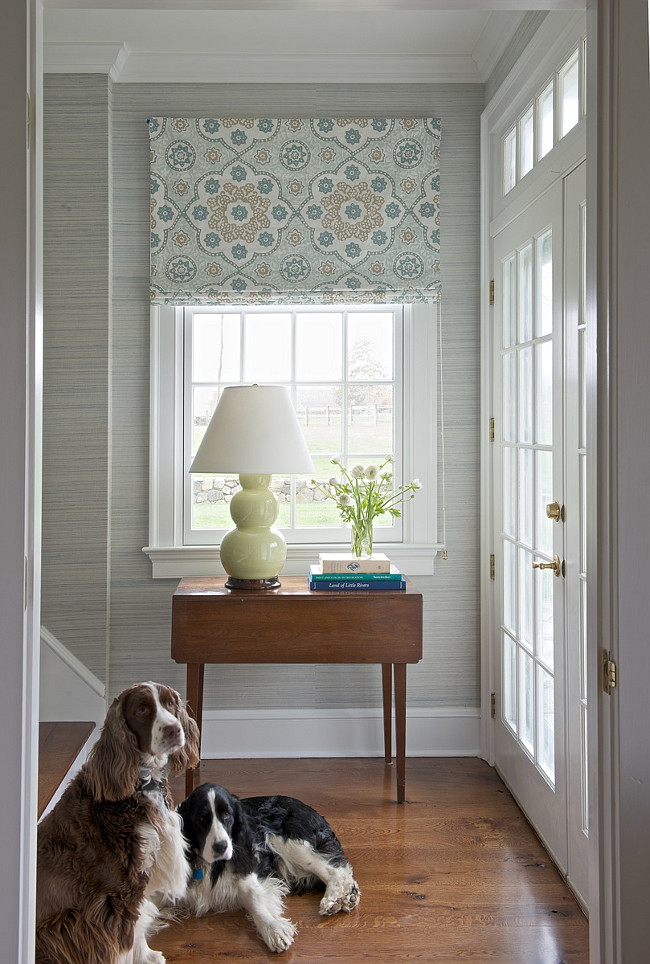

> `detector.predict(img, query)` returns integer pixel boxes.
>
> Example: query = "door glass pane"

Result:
[579,326,586,449]
[535,340,553,445]
[503,539,516,634]
[518,447,533,547]
[503,446,516,538]
[518,347,533,444]
[503,256,516,348]
[503,352,516,443]
[537,666,555,783]
[537,80,554,159]
[535,449,554,556]
[537,230,553,336]
[518,546,533,650]
[536,566,554,671]
[518,244,533,342]
[519,651,535,755]
[503,632,517,732]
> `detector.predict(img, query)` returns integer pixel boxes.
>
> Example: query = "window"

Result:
[501,41,586,196]
[146,303,438,577]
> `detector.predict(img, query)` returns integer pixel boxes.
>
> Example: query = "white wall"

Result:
[42,80,485,752]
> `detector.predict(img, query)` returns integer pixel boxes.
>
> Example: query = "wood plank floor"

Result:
[156,757,588,963]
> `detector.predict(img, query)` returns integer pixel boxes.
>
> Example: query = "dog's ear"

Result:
[230,794,255,852]
[168,697,201,775]
[83,692,141,801]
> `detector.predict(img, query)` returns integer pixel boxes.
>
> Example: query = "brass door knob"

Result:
[546,501,565,521]
[532,554,564,577]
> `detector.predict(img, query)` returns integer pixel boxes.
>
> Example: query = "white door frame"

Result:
[480,8,611,964]
[1,0,42,960]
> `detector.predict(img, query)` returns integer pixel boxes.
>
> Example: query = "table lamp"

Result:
[189,384,314,589]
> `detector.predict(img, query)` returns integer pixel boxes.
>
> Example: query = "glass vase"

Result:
[350,518,373,557]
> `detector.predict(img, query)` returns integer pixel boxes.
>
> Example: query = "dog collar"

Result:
[137,767,169,804]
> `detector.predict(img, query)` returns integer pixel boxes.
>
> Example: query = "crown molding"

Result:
[471,11,525,80]
[44,41,130,81]
[44,45,486,84]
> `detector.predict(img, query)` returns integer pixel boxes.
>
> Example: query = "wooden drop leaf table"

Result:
[171,576,423,802]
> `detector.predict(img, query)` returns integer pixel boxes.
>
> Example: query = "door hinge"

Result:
[489,279,495,306]
[489,417,495,442]
[489,554,495,580]
[603,651,617,694]
[490,692,496,719]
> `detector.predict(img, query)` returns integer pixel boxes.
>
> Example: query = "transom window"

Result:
[502,40,586,196]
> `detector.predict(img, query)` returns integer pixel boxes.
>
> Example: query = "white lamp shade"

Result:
[190,384,314,475]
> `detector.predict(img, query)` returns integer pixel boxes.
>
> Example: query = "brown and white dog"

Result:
[36,682,200,964]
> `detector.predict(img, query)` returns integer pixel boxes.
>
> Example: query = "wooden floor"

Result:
[155,757,588,963]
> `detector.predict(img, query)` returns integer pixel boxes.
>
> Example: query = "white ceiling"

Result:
[42,2,584,84]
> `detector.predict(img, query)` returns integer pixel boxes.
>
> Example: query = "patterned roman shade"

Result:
[149,116,441,305]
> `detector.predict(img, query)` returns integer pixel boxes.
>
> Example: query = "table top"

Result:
[171,575,423,664]
[173,575,421,598]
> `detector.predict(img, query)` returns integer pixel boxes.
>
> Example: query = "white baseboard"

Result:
[39,626,106,726]
[199,707,480,759]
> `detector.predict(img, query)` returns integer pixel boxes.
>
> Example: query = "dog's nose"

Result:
[163,721,182,744]
[212,839,228,857]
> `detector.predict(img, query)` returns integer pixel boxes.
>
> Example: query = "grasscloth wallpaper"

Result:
[42,77,483,715]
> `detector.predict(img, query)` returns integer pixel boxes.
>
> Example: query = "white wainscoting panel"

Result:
[199,707,480,759]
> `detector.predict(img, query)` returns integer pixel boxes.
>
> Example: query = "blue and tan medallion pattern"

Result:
[149,117,441,304]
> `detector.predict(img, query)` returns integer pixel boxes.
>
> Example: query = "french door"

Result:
[492,164,588,905]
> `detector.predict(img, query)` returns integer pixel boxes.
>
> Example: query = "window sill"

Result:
[143,543,441,580]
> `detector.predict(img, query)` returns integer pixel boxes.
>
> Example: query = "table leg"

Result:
[381,664,393,763]
[394,663,407,804]
[185,663,204,799]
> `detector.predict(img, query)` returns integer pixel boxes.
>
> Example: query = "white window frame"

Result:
[496,21,586,207]
[144,302,439,578]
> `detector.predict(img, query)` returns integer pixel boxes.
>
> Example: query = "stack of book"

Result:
[308,553,406,591]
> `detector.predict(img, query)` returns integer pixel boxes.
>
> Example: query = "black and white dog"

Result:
[176,783,360,953]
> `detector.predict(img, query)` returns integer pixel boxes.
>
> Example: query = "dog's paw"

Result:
[320,879,361,916]
[258,917,298,953]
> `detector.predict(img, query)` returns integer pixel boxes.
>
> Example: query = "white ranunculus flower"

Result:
[329,477,339,486]
[338,493,352,506]
[412,478,422,489]
[364,464,379,480]
[351,464,365,479]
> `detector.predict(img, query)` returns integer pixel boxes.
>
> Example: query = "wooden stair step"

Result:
[38,721,95,818]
